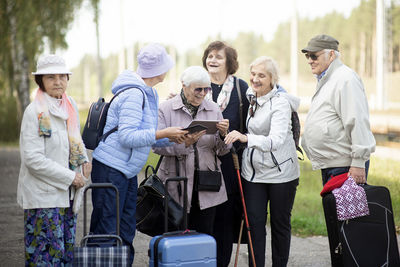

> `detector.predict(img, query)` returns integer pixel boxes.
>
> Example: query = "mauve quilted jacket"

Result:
[153,95,231,211]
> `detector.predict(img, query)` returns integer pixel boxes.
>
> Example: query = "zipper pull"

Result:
[334,242,342,254]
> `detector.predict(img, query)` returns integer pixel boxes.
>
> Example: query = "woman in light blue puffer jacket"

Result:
[90,43,187,265]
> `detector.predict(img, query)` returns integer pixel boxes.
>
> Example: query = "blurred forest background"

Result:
[1,0,400,142]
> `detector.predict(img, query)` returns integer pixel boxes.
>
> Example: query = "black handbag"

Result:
[195,150,222,192]
[136,156,184,236]
[196,170,222,192]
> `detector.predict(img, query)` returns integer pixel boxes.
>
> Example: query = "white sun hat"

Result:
[32,54,72,75]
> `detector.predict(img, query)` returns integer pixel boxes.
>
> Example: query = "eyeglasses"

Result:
[249,96,257,117]
[305,51,327,61]
[194,87,211,94]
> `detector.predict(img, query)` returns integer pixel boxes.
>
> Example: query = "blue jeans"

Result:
[321,160,370,185]
[89,158,137,265]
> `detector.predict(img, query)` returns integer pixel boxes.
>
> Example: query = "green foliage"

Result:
[368,156,400,224]
[78,107,89,132]
[291,160,328,236]
[291,156,400,236]
[142,151,400,237]
[145,152,161,170]
[0,0,85,138]
[0,93,19,142]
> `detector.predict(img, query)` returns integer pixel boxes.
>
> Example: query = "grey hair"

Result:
[249,56,279,86]
[180,66,211,87]
[323,49,340,59]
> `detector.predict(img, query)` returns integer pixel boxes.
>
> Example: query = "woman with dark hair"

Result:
[17,54,91,265]
[202,41,249,267]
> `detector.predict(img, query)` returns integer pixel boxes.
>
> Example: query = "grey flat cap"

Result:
[301,34,339,53]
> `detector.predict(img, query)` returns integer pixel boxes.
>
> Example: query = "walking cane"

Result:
[231,147,256,267]
[234,217,244,266]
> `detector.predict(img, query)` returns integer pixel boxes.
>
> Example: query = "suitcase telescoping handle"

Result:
[164,177,188,233]
[83,183,120,237]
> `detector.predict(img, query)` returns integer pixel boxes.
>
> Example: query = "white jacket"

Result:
[17,98,87,209]
[241,87,300,184]
[301,58,376,170]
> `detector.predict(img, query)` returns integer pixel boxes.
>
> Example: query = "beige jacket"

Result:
[301,58,376,170]
[17,99,87,209]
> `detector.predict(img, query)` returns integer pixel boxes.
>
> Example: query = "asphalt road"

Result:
[1,146,398,266]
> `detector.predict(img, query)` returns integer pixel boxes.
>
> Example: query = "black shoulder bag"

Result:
[136,156,184,236]
[195,150,222,192]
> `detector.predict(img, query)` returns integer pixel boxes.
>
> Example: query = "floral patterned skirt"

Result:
[24,202,77,267]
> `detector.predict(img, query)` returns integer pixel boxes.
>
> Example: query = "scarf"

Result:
[207,75,234,112]
[180,89,199,118]
[34,89,87,170]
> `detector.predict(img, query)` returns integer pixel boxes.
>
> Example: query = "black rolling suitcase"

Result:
[323,183,400,267]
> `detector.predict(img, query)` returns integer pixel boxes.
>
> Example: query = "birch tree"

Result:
[0,0,84,116]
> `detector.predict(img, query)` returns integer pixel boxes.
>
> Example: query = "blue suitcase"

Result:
[148,177,217,267]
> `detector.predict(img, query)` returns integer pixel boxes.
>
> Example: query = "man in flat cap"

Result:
[300,34,375,186]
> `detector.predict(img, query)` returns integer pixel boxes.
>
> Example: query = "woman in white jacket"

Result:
[17,55,91,265]
[225,56,300,267]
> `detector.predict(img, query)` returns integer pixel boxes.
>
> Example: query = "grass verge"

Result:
[144,151,400,237]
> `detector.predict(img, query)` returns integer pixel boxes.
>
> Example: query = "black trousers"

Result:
[213,152,244,267]
[243,178,299,267]
[213,192,243,267]
[188,188,216,236]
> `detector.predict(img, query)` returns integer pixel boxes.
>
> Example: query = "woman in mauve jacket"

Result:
[153,66,231,236]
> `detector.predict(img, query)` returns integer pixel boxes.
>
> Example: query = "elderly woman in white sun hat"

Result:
[17,54,91,265]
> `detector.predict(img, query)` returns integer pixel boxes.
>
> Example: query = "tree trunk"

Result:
[358,32,366,77]
[94,5,103,98]
[7,0,30,116]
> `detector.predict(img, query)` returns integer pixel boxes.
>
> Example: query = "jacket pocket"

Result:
[253,149,275,169]
[29,176,57,193]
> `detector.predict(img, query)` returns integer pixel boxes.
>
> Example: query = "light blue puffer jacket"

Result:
[93,70,170,178]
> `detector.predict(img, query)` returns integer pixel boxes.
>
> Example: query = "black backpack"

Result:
[291,111,304,160]
[82,88,145,150]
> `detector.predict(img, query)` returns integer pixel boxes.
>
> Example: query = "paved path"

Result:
[0,146,398,266]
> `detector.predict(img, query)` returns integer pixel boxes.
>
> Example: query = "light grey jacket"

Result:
[17,97,88,209]
[301,58,376,170]
[241,86,300,184]
[153,95,231,211]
